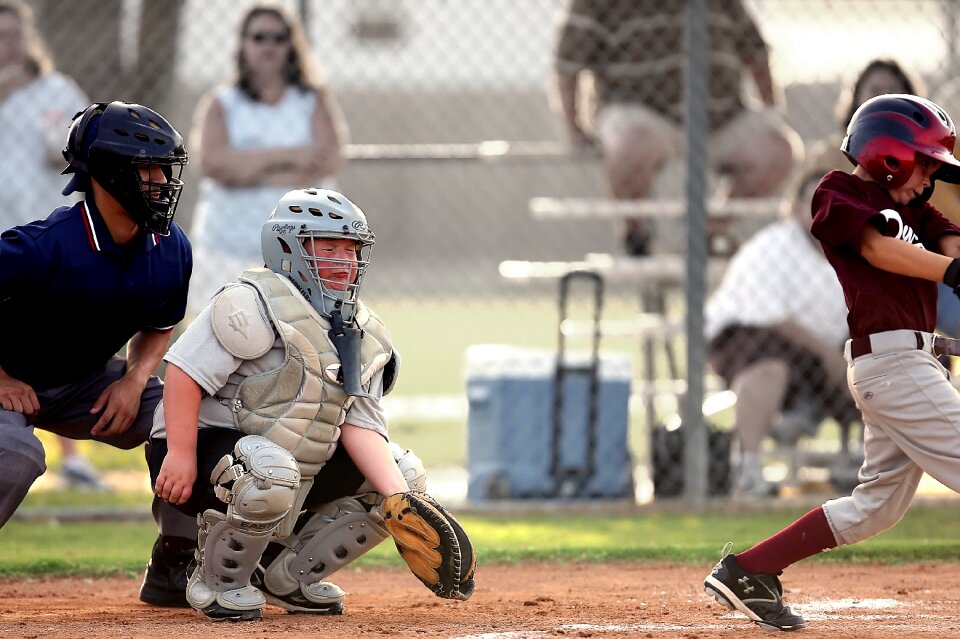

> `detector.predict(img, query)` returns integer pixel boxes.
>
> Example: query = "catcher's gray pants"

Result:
[823,330,960,545]
[0,357,192,535]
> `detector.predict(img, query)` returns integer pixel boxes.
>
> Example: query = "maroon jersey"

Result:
[811,170,960,338]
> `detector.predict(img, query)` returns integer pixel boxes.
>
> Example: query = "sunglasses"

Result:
[247,31,290,44]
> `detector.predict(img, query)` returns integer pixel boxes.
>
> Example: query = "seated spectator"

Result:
[551,0,801,256]
[705,168,859,497]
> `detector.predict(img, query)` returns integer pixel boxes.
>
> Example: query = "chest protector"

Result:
[214,268,395,477]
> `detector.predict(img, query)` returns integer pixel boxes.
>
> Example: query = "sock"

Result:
[735,506,838,575]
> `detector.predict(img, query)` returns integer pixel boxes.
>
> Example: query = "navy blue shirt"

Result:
[0,196,192,390]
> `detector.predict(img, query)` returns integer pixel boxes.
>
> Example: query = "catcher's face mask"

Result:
[301,235,363,294]
[261,188,375,323]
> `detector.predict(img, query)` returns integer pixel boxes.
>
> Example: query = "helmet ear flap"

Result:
[61,102,108,174]
[882,155,904,183]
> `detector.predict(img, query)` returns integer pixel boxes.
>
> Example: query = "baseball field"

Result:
[6,562,960,639]
[4,504,960,637]
[4,298,960,637]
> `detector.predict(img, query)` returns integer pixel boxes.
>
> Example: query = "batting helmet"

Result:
[842,93,960,188]
[261,188,375,323]
[61,101,189,236]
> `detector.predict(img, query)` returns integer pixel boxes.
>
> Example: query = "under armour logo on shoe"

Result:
[737,577,755,594]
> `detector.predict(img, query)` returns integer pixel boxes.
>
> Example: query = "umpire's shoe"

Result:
[139,534,196,607]
[704,550,805,632]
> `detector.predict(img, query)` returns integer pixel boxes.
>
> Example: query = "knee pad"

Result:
[211,435,301,530]
[261,497,389,598]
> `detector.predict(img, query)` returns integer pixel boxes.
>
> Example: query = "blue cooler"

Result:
[465,344,633,501]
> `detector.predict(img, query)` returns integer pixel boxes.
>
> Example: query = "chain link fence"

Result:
[9,0,960,503]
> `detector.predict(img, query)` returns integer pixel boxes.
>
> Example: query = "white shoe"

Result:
[734,460,778,498]
[61,456,110,491]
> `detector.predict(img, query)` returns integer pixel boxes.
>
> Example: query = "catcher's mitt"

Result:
[382,491,476,600]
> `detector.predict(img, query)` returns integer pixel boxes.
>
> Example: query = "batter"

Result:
[703,93,960,631]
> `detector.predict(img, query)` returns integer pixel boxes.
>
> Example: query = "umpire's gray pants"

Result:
[0,357,192,535]
[823,330,960,545]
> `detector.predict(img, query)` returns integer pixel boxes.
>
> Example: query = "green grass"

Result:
[4,504,960,577]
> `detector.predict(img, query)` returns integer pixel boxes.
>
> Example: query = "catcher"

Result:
[148,188,476,621]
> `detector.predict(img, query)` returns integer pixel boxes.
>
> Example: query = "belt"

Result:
[849,331,960,359]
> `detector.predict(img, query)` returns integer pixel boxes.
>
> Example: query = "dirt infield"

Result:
[2,562,960,638]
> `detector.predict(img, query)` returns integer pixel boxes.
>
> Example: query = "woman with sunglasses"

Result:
[187,2,347,317]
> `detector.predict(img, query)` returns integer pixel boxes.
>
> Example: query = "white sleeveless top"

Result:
[188,84,335,315]
[0,72,88,228]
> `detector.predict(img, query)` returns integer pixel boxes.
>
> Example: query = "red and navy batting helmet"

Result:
[841,93,960,188]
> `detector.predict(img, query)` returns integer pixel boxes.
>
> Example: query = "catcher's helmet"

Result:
[61,101,189,236]
[261,188,375,323]
[842,93,960,188]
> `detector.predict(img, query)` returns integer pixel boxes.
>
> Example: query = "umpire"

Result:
[0,101,193,604]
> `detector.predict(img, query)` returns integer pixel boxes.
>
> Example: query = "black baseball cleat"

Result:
[139,534,196,607]
[196,602,263,622]
[704,550,805,632]
[261,588,344,615]
[252,568,345,615]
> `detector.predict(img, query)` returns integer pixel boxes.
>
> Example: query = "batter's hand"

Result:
[89,376,143,437]
[155,450,196,505]
[0,371,39,418]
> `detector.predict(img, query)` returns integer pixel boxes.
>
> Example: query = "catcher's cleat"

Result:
[139,534,195,607]
[196,602,263,623]
[704,549,805,632]
[252,569,345,615]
